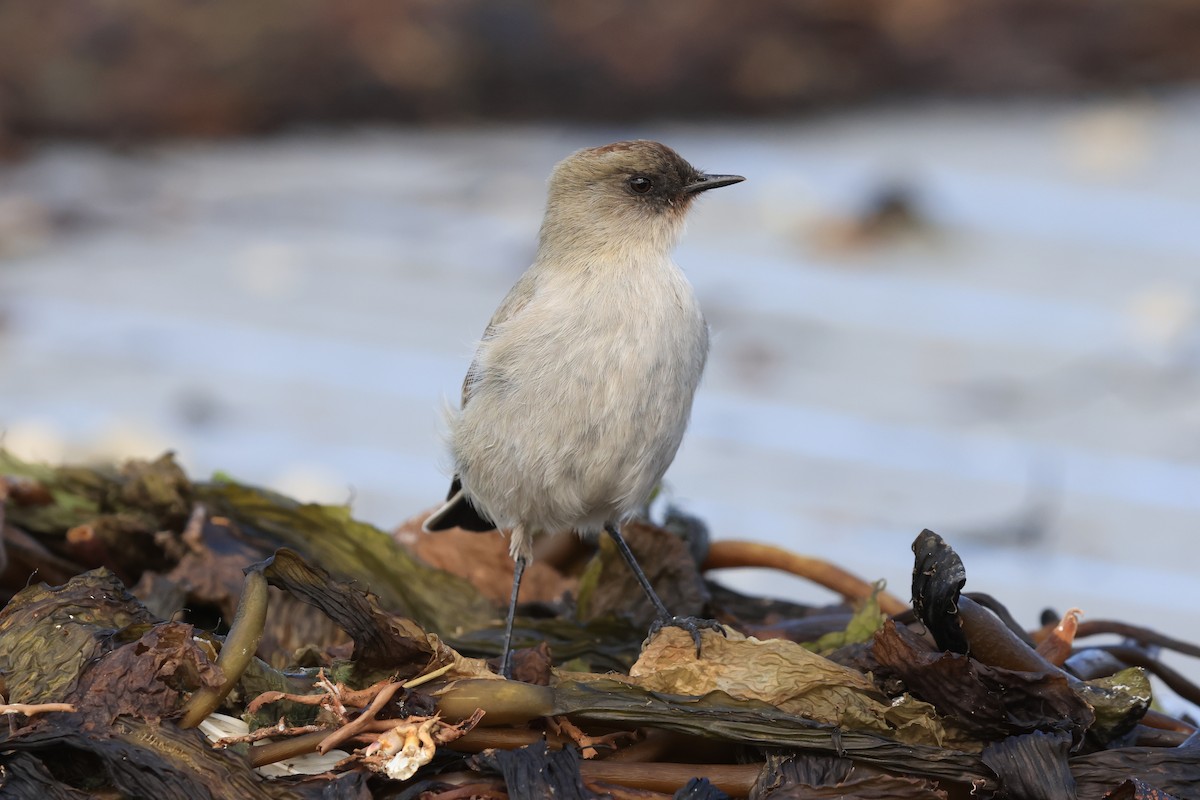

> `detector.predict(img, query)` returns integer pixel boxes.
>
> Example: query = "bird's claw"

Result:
[648,615,726,657]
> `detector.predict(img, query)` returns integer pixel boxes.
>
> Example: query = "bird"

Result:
[424,140,743,677]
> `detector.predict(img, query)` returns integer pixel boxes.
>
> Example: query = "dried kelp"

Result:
[1,452,1198,798]
[196,480,496,636]
[0,568,156,704]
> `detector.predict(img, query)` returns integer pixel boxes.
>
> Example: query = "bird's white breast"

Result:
[451,253,708,544]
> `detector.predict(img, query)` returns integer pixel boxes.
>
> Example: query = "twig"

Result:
[214,719,328,748]
[316,681,409,754]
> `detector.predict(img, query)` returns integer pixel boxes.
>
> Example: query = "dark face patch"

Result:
[558,141,728,219]
[613,143,702,212]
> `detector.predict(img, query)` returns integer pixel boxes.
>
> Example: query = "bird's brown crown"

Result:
[550,140,704,214]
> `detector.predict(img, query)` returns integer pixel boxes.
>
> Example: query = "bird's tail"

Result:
[422,478,498,533]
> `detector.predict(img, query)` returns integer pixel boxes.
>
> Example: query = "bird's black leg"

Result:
[603,522,724,656]
[500,555,526,679]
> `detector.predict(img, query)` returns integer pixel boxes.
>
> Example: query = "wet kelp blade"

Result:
[0,718,367,800]
[449,614,645,673]
[257,547,435,676]
[575,521,710,628]
[980,730,1077,800]
[753,751,853,790]
[551,679,991,788]
[0,450,496,640]
[0,751,94,800]
[196,480,496,634]
[0,561,359,797]
[1074,667,1153,744]
[910,529,968,654]
[902,531,1153,746]
[0,568,219,726]
[72,622,222,728]
[0,568,257,797]
[0,568,155,705]
[751,752,948,798]
[1071,748,1200,799]
[872,620,1094,741]
[470,742,598,800]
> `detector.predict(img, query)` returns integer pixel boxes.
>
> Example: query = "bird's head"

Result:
[538,140,743,260]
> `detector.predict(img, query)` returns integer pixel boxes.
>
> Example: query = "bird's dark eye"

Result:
[628,175,653,194]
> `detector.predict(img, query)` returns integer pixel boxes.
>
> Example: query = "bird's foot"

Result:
[647,615,726,657]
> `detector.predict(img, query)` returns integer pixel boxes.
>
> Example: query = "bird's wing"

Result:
[427,271,540,534]
[461,270,539,408]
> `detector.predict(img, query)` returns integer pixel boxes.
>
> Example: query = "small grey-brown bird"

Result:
[424,140,743,677]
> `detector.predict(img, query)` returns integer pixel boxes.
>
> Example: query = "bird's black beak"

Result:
[684,173,745,194]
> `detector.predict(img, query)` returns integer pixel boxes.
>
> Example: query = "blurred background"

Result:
[2,2,1199,701]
